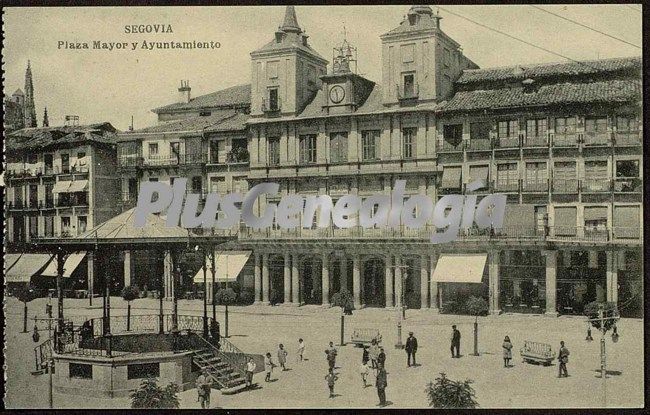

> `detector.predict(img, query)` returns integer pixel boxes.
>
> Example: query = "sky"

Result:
[3,5,643,131]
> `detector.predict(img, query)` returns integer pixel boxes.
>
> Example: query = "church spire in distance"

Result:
[280,5,302,33]
[24,60,37,128]
[43,107,49,127]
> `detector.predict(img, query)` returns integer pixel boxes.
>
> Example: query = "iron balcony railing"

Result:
[581,178,611,193]
[493,180,520,192]
[142,153,206,167]
[261,97,282,114]
[552,133,579,147]
[582,131,610,146]
[437,140,464,152]
[396,82,419,100]
[239,225,641,243]
[495,136,520,149]
[523,135,549,147]
[613,177,642,193]
[552,179,579,193]
[118,154,143,168]
[613,130,641,146]
[522,179,549,192]
[465,139,492,151]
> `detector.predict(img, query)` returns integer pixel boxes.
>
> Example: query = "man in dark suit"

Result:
[405,331,418,367]
[450,325,461,358]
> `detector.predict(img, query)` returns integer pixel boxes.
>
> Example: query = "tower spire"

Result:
[280,6,302,33]
[24,60,37,128]
[42,107,49,127]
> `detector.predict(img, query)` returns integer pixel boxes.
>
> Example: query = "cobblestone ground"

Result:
[4,296,644,409]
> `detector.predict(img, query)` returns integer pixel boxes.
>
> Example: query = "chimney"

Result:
[178,80,191,103]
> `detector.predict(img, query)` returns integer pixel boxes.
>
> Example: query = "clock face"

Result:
[329,85,345,104]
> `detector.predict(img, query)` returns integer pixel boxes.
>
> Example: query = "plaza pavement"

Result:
[3,296,644,408]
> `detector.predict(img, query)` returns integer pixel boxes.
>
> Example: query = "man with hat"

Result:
[405,331,418,367]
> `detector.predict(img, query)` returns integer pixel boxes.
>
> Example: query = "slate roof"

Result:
[152,84,251,113]
[6,122,119,152]
[126,110,240,135]
[204,112,248,133]
[456,56,641,85]
[441,79,641,113]
[254,34,328,62]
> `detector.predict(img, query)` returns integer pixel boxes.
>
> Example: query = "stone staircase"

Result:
[190,336,249,394]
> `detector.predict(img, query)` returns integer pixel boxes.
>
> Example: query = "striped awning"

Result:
[193,251,252,283]
[6,254,53,283]
[40,252,86,278]
[432,254,487,283]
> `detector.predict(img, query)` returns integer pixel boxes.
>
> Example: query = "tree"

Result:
[465,296,489,356]
[584,301,618,333]
[330,289,354,346]
[425,373,478,409]
[215,288,237,338]
[121,285,140,332]
[130,378,180,409]
[15,285,37,333]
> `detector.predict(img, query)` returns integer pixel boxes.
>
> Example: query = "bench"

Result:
[520,340,556,366]
[350,328,382,347]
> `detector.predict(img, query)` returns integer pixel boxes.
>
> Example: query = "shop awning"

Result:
[193,251,252,283]
[52,181,72,193]
[5,254,23,271]
[432,254,487,283]
[39,252,86,278]
[441,167,462,189]
[468,165,489,184]
[583,206,607,221]
[67,180,89,193]
[6,254,54,283]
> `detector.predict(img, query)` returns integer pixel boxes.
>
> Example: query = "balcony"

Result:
[552,133,578,147]
[495,136,520,149]
[261,97,282,116]
[39,199,56,209]
[118,154,143,169]
[581,178,611,193]
[27,198,39,209]
[142,153,206,167]
[396,83,419,102]
[522,180,548,193]
[493,181,520,192]
[437,140,464,152]
[613,130,641,146]
[552,179,579,193]
[523,135,549,148]
[613,177,641,193]
[7,201,24,210]
[56,195,89,208]
[612,226,641,239]
[466,139,492,151]
[581,131,610,147]
[6,164,43,179]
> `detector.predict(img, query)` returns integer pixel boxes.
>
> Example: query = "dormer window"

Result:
[522,78,536,94]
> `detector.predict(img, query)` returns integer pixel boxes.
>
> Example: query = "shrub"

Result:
[465,296,489,317]
[228,281,242,294]
[121,285,140,302]
[215,288,237,305]
[425,373,478,409]
[131,378,179,409]
[584,301,619,333]
[330,289,354,310]
[238,288,255,305]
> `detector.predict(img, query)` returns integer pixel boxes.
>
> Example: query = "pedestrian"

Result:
[360,359,370,387]
[502,336,513,368]
[377,347,386,369]
[245,357,256,388]
[195,369,212,409]
[450,325,461,358]
[369,339,380,371]
[264,352,275,382]
[362,346,369,365]
[325,371,338,398]
[325,341,338,373]
[558,341,570,378]
[277,343,288,371]
[405,331,418,367]
[297,338,306,362]
[376,367,388,406]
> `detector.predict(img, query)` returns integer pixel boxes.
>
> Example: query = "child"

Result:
[325,371,338,398]
[360,359,370,387]
[297,338,306,362]
[277,344,288,371]
[264,352,275,382]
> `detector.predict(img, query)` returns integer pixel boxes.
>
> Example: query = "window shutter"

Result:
[554,207,577,236]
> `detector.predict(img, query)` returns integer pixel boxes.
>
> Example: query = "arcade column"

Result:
[544,250,558,317]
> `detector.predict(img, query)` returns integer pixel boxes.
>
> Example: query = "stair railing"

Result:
[34,338,53,372]
[190,333,247,385]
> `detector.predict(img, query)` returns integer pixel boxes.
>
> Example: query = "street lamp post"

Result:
[393,263,408,349]
[587,304,620,408]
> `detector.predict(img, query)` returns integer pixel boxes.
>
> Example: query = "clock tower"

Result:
[319,36,375,115]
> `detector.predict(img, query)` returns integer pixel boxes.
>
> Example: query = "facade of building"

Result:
[113,5,642,316]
